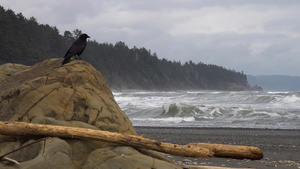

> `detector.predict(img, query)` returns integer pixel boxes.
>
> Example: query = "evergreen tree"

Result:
[0,5,251,91]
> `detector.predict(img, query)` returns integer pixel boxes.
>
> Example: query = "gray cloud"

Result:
[1,0,299,76]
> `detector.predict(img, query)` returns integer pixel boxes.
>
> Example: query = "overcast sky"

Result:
[1,0,300,76]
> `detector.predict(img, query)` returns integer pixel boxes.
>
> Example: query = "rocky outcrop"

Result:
[0,59,181,169]
[0,63,30,82]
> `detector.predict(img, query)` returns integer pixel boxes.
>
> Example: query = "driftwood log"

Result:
[0,121,213,158]
[188,143,263,160]
[0,121,263,160]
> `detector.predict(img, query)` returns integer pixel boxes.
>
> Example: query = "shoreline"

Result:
[134,126,300,169]
[134,125,300,130]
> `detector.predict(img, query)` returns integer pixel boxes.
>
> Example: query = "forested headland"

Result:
[0,6,258,91]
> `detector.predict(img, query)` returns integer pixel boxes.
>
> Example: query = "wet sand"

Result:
[135,126,300,169]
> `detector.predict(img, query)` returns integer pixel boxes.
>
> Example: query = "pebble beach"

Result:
[135,127,300,169]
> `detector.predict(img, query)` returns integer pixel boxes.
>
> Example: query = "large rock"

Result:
[0,63,30,82]
[0,59,181,169]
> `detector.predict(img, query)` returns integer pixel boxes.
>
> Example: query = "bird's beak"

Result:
[87,35,90,38]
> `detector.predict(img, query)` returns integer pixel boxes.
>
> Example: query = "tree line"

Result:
[0,6,251,90]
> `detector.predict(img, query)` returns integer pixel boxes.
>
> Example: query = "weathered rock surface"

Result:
[0,63,30,82]
[0,59,181,169]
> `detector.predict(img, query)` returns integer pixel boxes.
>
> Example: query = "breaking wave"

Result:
[113,91,300,129]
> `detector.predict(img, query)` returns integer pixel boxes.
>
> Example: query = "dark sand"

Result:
[135,127,300,169]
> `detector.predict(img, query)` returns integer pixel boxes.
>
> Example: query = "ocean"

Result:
[113,90,300,129]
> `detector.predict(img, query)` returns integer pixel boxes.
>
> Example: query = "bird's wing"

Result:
[64,40,87,58]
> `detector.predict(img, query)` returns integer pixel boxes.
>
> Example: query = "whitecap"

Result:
[267,91,290,94]
[131,116,195,124]
[282,94,300,104]
[114,90,300,129]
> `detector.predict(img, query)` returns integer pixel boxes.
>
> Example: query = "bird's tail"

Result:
[62,58,70,65]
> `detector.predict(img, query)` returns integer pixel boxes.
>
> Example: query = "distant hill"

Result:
[247,75,300,91]
[0,5,253,91]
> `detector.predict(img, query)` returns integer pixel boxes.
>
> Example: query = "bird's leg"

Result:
[74,55,78,59]
[78,56,82,60]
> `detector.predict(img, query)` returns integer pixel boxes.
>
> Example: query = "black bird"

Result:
[62,33,90,65]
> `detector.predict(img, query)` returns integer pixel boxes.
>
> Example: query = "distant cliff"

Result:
[0,5,253,91]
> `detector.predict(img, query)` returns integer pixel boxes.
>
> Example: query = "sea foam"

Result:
[113,90,300,129]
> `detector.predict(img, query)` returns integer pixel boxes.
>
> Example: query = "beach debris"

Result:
[0,137,50,165]
[0,121,213,158]
[188,143,263,160]
[0,121,265,161]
